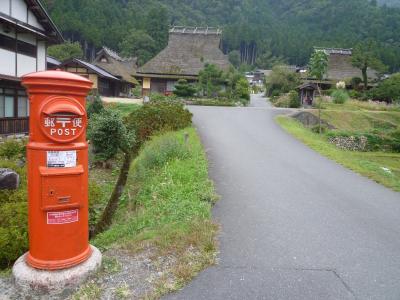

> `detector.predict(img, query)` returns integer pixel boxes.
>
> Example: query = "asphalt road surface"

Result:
[166,94,400,300]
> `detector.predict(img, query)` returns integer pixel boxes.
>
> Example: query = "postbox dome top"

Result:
[22,70,92,84]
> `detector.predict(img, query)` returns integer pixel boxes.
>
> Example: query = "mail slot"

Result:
[22,70,93,270]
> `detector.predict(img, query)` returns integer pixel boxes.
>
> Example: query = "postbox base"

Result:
[12,245,102,297]
[26,245,92,270]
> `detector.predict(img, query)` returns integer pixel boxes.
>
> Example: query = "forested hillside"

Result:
[378,0,400,6]
[43,0,400,71]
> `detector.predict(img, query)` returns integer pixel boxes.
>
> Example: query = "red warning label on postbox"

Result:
[47,209,78,224]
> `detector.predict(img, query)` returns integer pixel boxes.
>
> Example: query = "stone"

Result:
[290,111,335,129]
[0,168,20,190]
[12,245,102,298]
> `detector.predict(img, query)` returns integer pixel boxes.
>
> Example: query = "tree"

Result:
[47,41,83,61]
[87,109,134,164]
[145,7,169,53]
[198,64,225,98]
[255,50,286,69]
[90,109,135,236]
[234,77,251,104]
[352,40,387,89]
[228,50,241,68]
[173,79,197,97]
[119,30,156,66]
[264,65,300,97]
[309,50,328,134]
[86,94,104,118]
[369,73,400,103]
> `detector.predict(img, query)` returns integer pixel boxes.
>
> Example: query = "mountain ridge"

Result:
[43,0,400,71]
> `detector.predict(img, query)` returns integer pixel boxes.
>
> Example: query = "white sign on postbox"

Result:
[47,151,77,168]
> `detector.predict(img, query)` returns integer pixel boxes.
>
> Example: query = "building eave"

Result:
[25,0,64,43]
[135,72,198,80]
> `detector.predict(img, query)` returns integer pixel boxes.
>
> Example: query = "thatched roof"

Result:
[93,47,138,85]
[137,27,231,77]
[60,58,120,81]
[297,82,318,90]
[314,47,378,81]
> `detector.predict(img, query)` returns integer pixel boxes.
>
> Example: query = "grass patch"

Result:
[92,128,217,249]
[276,116,400,192]
[72,282,102,300]
[185,98,238,107]
[103,102,140,117]
[312,110,400,132]
[0,268,11,278]
[321,100,400,112]
[91,127,218,296]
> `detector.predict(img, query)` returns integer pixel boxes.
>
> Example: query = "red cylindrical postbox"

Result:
[22,70,93,270]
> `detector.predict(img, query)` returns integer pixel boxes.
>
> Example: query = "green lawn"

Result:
[276,116,400,192]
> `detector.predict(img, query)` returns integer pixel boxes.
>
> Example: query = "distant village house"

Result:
[0,0,63,135]
[58,47,138,98]
[310,47,378,86]
[136,26,231,96]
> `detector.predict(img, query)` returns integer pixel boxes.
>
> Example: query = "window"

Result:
[17,96,28,117]
[5,96,14,117]
[0,89,29,118]
[0,34,15,52]
[0,34,37,57]
[0,96,4,117]
[17,40,36,57]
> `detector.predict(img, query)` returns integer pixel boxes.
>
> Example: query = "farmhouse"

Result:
[93,47,138,91]
[315,47,378,83]
[136,26,231,95]
[0,0,63,135]
[59,47,137,98]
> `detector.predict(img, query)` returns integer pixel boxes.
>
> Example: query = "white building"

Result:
[0,0,63,134]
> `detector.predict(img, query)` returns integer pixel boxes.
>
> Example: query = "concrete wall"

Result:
[0,49,16,76]
[37,41,46,71]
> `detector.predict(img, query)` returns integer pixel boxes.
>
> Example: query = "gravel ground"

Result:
[102,97,143,105]
[0,247,178,300]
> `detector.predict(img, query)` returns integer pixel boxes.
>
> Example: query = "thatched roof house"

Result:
[60,58,133,97]
[136,26,231,95]
[93,47,138,86]
[314,47,378,83]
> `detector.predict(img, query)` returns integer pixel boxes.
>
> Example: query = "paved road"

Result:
[166,94,400,300]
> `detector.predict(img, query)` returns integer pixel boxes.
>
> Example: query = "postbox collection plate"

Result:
[39,96,86,143]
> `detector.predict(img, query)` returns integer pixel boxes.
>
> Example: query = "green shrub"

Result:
[0,161,28,268]
[348,89,362,99]
[0,139,26,160]
[311,124,328,134]
[133,132,190,181]
[126,102,192,149]
[88,109,134,162]
[265,65,300,97]
[351,77,363,89]
[288,90,301,108]
[86,94,104,118]
[132,85,142,98]
[234,78,251,104]
[150,93,178,103]
[173,79,197,97]
[88,181,106,228]
[198,64,225,98]
[369,73,400,103]
[332,89,350,104]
